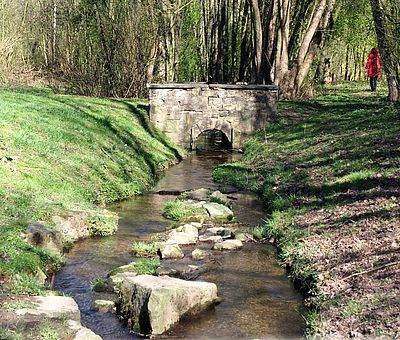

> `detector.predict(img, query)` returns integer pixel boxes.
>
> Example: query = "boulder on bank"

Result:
[0,296,88,337]
[24,223,63,255]
[203,202,234,223]
[119,274,218,335]
[51,211,90,244]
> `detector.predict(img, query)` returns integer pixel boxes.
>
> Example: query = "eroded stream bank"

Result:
[54,153,305,339]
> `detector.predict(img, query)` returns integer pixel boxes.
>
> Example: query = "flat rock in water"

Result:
[166,230,197,245]
[213,239,243,251]
[67,320,102,340]
[92,300,115,313]
[109,272,137,289]
[206,227,225,235]
[176,224,199,237]
[119,275,218,335]
[203,203,234,222]
[210,190,230,206]
[190,222,203,230]
[192,249,209,260]
[156,243,184,259]
[207,227,232,238]
[108,263,137,277]
[198,235,223,243]
[185,188,209,201]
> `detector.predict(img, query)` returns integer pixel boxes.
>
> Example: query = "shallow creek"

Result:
[54,153,305,339]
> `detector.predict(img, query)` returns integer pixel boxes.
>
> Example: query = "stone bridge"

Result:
[148,83,278,150]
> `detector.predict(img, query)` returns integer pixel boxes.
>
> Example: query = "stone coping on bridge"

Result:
[147,82,279,91]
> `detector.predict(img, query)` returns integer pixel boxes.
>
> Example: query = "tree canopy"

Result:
[0,0,398,99]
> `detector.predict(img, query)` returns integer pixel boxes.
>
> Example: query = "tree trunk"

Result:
[369,0,399,101]
[251,0,263,83]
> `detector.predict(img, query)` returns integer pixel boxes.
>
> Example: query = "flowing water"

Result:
[54,153,305,339]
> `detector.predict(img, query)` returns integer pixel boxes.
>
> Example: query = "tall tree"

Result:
[369,0,399,101]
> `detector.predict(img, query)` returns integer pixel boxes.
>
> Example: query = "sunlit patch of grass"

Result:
[3,273,45,295]
[1,302,37,311]
[131,241,158,257]
[0,87,183,291]
[212,84,400,336]
[132,258,160,275]
[163,199,207,221]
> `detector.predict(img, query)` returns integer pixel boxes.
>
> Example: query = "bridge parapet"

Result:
[148,83,278,150]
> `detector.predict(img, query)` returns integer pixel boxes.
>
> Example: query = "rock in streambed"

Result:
[118,274,218,335]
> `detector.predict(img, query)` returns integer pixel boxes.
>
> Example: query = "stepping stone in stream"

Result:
[156,243,184,259]
[213,239,243,251]
[166,229,197,245]
[192,249,210,260]
[119,274,218,335]
[203,203,234,223]
[199,235,223,243]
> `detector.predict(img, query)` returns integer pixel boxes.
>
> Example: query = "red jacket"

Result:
[366,49,381,78]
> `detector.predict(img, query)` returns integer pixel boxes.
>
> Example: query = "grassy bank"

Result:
[0,87,183,295]
[213,84,399,337]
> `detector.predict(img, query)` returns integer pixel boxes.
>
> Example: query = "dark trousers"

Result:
[370,77,378,91]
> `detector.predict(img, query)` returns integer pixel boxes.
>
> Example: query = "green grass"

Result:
[212,83,400,335]
[132,258,160,275]
[0,86,183,292]
[163,199,207,221]
[1,301,37,311]
[131,241,158,257]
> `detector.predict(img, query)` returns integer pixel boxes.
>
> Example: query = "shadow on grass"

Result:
[117,100,183,162]
[17,92,181,185]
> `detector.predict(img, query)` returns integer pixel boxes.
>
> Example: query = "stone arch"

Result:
[194,129,233,151]
[148,83,278,150]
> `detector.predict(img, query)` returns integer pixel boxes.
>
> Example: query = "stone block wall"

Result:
[148,83,278,150]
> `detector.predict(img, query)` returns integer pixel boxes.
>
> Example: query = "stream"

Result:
[54,153,305,339]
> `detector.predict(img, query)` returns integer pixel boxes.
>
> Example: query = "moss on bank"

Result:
[0,87,183,293]
[213,84,400,337]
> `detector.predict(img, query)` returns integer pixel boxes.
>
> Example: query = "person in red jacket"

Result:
[365,48,381,92]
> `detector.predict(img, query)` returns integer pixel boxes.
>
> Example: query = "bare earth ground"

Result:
[280,91,400,337]
[297,193,399,336]
[213,86,400,337]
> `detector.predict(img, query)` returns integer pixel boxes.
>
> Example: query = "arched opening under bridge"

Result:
[195,129,232,151]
